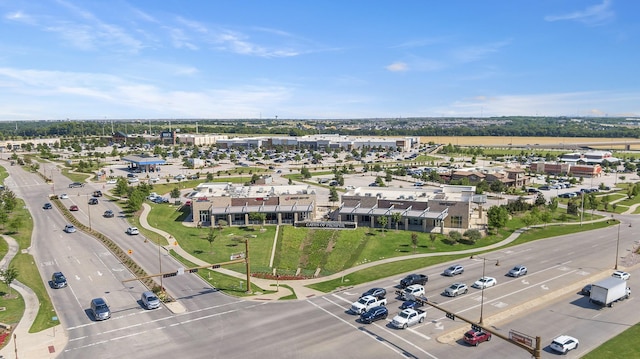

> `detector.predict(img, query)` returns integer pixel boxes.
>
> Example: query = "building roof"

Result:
[190,183,316,198]
[121,154,166,165]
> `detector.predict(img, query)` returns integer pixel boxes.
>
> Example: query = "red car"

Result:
[463,329,492,346]
[69,205,79,211]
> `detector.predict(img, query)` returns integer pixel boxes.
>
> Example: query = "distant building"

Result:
[560,151,620,164]
[530,162,602,177]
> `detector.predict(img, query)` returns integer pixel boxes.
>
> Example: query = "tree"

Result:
[202,227,217,253]
[377,216,388,233]
[521,213,538,228]
[0,265,19,296]
[548,197,558,212]
[170,187,181,201]
[489,180,506,193]
[567,199,579,215]
[534,193,547,206]
[411,233,418,253]
[127,188,146,212]
[114,177,129,197]
[328,187,339,205]
[249,212,266,227]
[487,206,509,230]
[429,233,437,248]
[391,212,403,230]
[540,211,552,227]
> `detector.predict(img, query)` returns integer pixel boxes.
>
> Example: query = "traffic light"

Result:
[445,312,455,320]
[471,324,482,332]
[163,272,177,278]
[188,268,199,273]
[211,264,221,269]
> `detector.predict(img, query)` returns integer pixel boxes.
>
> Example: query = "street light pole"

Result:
[615,222,621,270]
[474,256,500,324]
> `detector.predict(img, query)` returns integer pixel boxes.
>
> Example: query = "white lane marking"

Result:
[332,293,355,304]
[541,285,549,290]
[312,299,438,358]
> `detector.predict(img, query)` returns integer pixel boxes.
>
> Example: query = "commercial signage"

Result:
[295,221,357,229]
[509,330,534,348]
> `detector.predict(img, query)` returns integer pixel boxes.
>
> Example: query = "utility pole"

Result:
[245,239,251,293]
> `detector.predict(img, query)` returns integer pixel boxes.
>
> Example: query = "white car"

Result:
[126,227,140,235]
[106,179,117,184]
[550,335,579,354]
[472,277,497,289]
[128,177,139,183]
[612,271,630,280]
[59,193,69,199]
[64,224,76,233]
[174,174,186,181]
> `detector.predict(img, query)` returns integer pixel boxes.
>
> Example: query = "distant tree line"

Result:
[1,117,639,140]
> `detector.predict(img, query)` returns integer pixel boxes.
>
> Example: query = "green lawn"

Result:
[582,322,640,358]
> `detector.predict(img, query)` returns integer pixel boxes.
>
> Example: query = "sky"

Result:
[1,0,639,121]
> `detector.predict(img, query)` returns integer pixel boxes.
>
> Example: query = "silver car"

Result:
[443,265,464,276]
[444,283,468,297]
[141,291,160,309]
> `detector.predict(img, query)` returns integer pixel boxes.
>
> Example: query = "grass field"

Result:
[582,322,640,358]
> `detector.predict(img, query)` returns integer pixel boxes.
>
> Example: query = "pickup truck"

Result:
[391,308,426,329]
[396,284,425,301]
[400,274,428,288]
[351,295,388,314]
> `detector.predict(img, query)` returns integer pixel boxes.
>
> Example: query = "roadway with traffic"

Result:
[1,160,639,359]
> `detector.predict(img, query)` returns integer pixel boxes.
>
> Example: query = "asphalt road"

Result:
[5,161,640,358]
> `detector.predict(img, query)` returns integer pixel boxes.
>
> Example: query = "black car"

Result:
[360,306,388,324]
[51,272,67,289]
[88,197,99,205]
[361,287,386,299]
[93,190,103,197]
[581,284,592,296]
[400,274,429,288]
[103,210,115,218]
[43,202,53,210]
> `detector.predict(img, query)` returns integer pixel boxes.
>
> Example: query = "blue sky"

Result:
[1,0,639,121]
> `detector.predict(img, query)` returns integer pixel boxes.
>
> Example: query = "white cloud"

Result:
[386,62,409,72]
[433,91,640,117]
[544,0,614,26]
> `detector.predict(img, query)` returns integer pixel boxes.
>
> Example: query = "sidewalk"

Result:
[0,235,67,359]
[138,203,615,301]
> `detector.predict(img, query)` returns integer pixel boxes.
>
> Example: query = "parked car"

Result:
[507,265,528,277]
[88,198,99,205]
[90,298,111,321]
[443,283,468,297]
[464,329,492,346]
[64,224,76,233]
[443,265,464,276]
[106,179,117,184]
[128,177,139,183]
[361,287,386,300]
[580,284,592,296]
[359,306,388,324]
[126,227,140,235]
[103,210,115,218]
[127,173,137,178]
[550,335,579,354]
[612,271,630,280]
[174,174,186,181]
[472,277,497,289]
[51,272,67,289]
[141,291,160,310]
[43,202,53,210]
[69,205,79,211]
[68,182,84,188]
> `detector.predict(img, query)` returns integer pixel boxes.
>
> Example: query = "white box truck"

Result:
[589,277,630,307]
